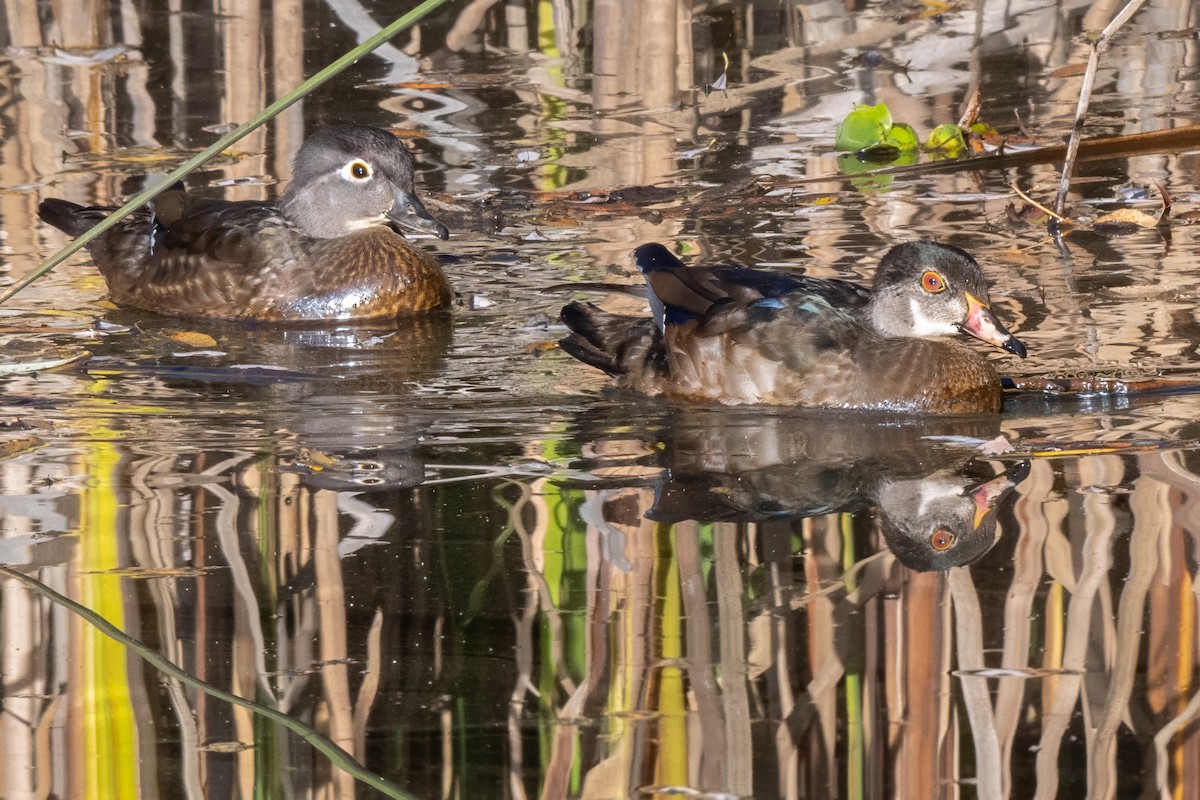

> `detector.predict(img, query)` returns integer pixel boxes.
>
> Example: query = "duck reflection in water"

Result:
[577,409,1029,572]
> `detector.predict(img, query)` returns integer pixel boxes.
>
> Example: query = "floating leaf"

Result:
[883,122,919,152]
[1048,63,1089,79]
[968,122,1000,137]
[1005,202,1050,228]
[1093,208,1160,229]
[0,436,41,459]
[834,103,893,151]
[0,347,89,375]
[168,330,219,348]
[925,123,966,157]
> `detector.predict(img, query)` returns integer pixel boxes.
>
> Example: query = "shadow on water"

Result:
[3,0,1200,798]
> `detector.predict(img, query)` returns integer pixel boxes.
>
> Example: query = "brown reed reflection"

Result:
[3,0,1200,797]
[507,405,1200,798]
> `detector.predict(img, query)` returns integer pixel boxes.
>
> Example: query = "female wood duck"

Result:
[560,241,1026,414]
[38,125,452,322]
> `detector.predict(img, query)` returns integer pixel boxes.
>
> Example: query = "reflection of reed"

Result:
[529,413,1200,797]
[4,1,1200,797]
[116,446,428,795]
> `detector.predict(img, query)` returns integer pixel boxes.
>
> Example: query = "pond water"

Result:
[3,0,1200,797]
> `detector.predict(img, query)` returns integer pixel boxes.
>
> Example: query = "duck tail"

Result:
[560,301,657,376]
[38,198,106,237]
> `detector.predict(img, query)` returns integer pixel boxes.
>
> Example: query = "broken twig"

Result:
[1010,182,1072,225]
[1052,0,1148,217]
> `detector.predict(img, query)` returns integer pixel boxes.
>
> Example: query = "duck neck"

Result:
[867,294,957,339]
[279,186,352,239]
[866,295,914,339]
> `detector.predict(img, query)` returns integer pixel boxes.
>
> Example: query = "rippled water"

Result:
[3,1,1200,798]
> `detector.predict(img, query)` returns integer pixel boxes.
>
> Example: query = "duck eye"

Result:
[930,528,956,551]
[920,271,946,293]
[345,160,371,180]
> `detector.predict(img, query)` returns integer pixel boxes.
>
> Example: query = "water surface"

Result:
[2,1,1200,797]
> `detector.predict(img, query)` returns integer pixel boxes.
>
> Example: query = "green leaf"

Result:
[883,122,919,152]
[925,123,966,157]
[834,103,893,151]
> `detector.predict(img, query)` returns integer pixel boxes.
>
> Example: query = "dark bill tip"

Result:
[1002,335,1027,359]
[390,190,450,240]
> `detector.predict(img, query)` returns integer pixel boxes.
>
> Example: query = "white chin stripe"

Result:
[909,297,959,336]
[345,214,388,231]
[917,479,967,515]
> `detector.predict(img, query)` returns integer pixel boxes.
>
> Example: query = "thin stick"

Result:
[0,565,419,799]
[1,0,454,307]
[1010,182,1071,225]
[1052,0,1148,216]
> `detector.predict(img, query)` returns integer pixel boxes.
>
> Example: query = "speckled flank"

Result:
[37,125,452,322]
[560,241,1020,415]
[91,221,449,321]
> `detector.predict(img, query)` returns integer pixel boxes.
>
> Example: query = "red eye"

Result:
[921,271,946,293]
[930,529,956,551]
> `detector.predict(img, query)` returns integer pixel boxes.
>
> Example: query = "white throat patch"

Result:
[907,297,959,336]
[344,213,389,231]
[915,478,968,516]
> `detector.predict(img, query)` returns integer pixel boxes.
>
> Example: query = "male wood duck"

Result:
[38,125,452,321]
[560,241,1026,414]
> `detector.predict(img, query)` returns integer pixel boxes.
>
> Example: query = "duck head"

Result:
[278,125,449,241]
[868,241,1025,358]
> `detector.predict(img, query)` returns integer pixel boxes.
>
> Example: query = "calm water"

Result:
[3,1,1200,798]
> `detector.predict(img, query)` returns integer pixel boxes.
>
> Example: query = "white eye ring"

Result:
[340,160,372,181]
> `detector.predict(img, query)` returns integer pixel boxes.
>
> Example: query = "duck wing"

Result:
[126,200,318,318]
[158,198,290,265]
[559,244,876,403]
[634,242,869,331]
[41,191,316,318]
[39,192,284,270]
[634,242,871,364]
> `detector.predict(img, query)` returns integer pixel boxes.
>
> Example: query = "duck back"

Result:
[560,243,1009,414]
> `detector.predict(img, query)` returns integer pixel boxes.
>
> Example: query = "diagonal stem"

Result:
[0,565,420,800]
[1051,0,1148,218]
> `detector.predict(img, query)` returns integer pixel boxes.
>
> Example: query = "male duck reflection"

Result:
[654,462,1029,573]
[38,125,452,321]
[560,242,1026,414]
[637,412,1030,572]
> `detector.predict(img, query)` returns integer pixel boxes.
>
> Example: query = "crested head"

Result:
[867,241,1025,358]
[278,124,448,240]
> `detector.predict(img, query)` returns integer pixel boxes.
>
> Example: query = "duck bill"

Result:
[389,189,450,240]
[960,292,1026,358]
[968,461,1030,529]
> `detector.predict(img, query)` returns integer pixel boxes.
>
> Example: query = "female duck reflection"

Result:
[571,409,1029,572]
